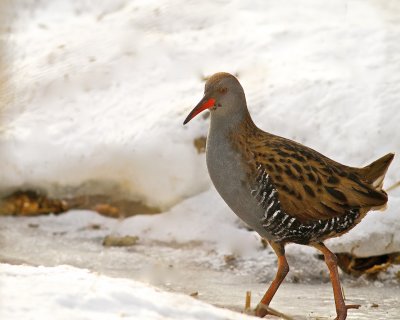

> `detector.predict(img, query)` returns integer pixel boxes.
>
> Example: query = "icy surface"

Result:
[1,210,400,320]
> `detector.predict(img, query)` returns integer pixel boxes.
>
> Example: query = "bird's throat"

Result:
[209,105,255,138]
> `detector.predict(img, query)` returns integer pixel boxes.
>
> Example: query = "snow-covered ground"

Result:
[2,262,399,320]
[1,1,400,319]
[0,263,258,320]
[1,210,400,319]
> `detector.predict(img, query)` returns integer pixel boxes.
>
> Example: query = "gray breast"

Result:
[205,126,274,239]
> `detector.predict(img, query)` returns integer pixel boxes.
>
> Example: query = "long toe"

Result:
[335,304,361,320]
[255,304,291,319]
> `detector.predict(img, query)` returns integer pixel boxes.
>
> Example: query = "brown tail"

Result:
[359,153,394,190]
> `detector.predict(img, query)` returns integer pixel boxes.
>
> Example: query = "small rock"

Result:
[291,275,300,283]
[260,238,269,249]
[224,254,236,264]
[87,223,102,230]
[193,136,207,153]
[102,235,139,247]
[93,204,119,218]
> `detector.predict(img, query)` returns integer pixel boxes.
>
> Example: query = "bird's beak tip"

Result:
[183,96,215,126]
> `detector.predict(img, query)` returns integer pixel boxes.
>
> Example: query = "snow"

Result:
[2,210,399,320]
[3,0,400,209]
[1,1,400,318]
[1,211,400,319]
[116,189,263,257]
[0,264,254,320]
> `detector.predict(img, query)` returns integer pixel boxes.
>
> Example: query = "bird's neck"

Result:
[209,104,256,138]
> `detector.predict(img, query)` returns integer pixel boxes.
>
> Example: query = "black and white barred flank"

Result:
[251,164,360,244]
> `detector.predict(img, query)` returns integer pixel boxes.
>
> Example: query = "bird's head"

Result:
[183,72,246,125]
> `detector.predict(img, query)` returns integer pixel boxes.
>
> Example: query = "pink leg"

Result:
[255,241,289,317]
[313,242,360,320]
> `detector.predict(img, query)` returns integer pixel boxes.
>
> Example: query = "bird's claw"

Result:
[334,304,361,320]
[254,303,269,318]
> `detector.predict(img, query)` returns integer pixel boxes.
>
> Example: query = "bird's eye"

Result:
[219,87,227,94]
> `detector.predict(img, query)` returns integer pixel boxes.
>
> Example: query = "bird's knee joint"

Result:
[325,252,338,268]
[282,264,289,276]
[280,260,290,276]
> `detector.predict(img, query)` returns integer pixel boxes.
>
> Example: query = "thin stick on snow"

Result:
[245,291,251,310]
[387,181,400,192]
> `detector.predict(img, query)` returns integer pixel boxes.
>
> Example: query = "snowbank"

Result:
[1,0,399,256]
[0,264,254,320]
[117,189,263,257]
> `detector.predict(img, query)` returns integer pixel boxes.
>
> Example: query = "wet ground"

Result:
[1,213,399,319]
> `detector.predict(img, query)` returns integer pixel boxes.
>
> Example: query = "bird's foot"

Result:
[254,303,294,319]
[334,304,361,320]
[254,303,269,318]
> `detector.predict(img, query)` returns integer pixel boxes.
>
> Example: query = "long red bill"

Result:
[183,97,215,125]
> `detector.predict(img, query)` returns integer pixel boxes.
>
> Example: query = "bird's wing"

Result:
[244,133,388,222]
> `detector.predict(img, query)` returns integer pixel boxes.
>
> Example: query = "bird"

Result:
[183,72,394,320]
